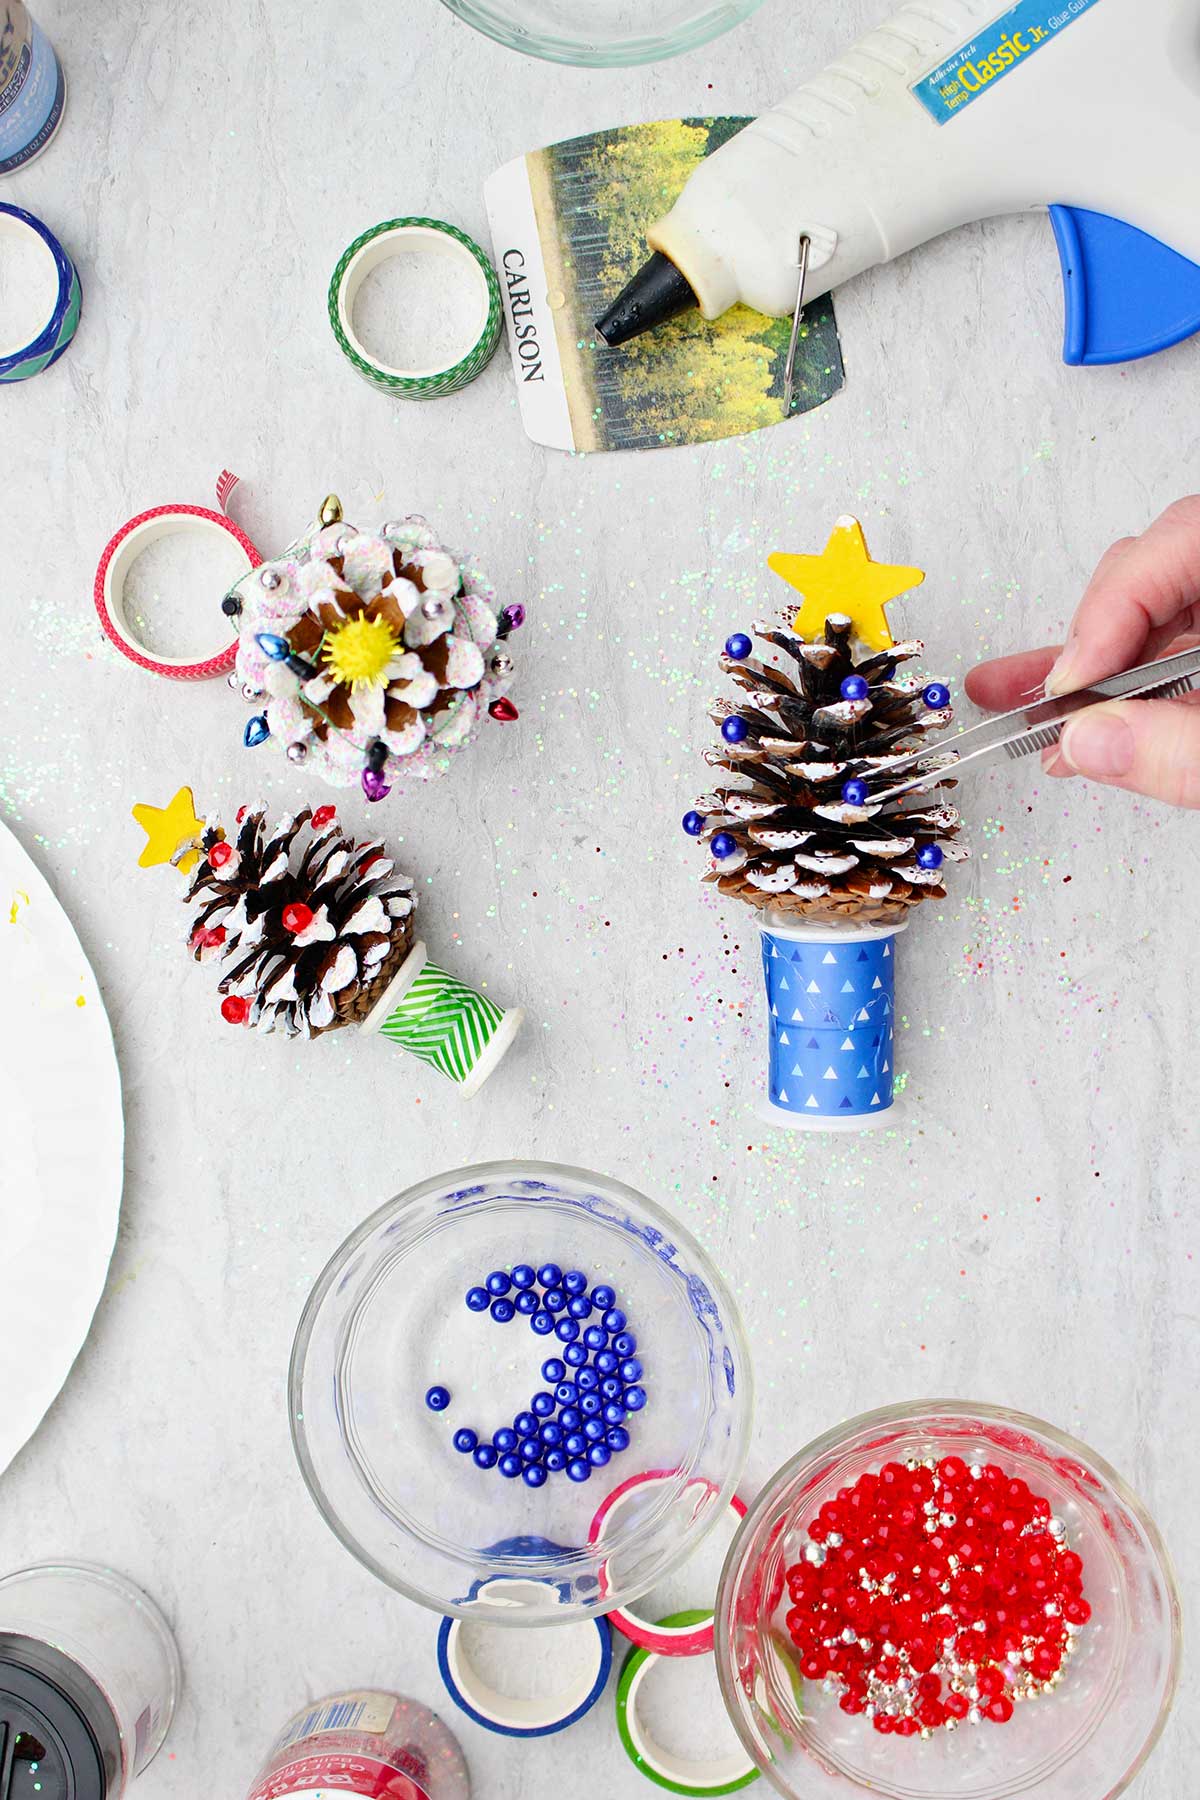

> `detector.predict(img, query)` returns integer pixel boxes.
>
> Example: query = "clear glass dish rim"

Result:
[713,1397,1183,1800]
[437,0,766,67]
[289,1157,754,1623]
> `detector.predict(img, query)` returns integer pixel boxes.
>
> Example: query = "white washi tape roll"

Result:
[436,1577,612,1738]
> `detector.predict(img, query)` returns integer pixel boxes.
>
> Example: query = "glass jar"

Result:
[436,0,766,67]
[0,1561,180,1797]
[245,1692,470,1799]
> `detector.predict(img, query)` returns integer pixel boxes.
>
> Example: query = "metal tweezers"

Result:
[870,644,1200,803]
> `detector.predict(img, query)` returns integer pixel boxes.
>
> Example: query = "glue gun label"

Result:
[911,0,1103,124]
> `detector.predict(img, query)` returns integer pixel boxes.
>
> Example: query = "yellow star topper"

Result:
[767,516,925,653]
[132,786,206,873]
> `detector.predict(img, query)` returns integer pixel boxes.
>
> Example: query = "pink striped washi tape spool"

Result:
[588,1469,748,1656]
[93,473,261,680]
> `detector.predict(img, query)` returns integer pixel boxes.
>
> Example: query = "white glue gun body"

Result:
[600,0,1200,365]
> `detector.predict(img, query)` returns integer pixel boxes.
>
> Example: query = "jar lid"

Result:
[0,1644,117,1800]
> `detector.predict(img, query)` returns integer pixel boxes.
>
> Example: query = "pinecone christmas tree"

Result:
[185,803,416,1036]
[687,615,968,927]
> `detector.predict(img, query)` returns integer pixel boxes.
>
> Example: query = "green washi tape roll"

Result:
[329,216,503,398]
[616,1610,761,1796]
[359,941,522,1097]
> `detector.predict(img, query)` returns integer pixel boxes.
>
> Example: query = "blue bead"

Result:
[721,715,749,744]
[588,1443,611,1468]
[564,1432,587,1456]
[576,1367,599,1393]
[566,1459,591,1483]
[606,1426,630,1453]
[595,1350,618,1376]
[255,632,291,661]
[563,1342,588,1367]
[465,1287,489,1312]
[562,1269,588,1295]
[922,682,950,710]
[724,632,753,661]
[917,842,944,870]
[612,1332,637,1357]
[840,674,870,701]
[710,832,738,860]
[600,1377,622,1402]
[559,1407,582,1432]
[512,1264,537,1289]
[583,1326,608,1351]
[493,1428,518,1452]
[537,1263,563,1288]
[530,1312,554,1336]
[591,1285,616,1312]
[541,1358,566,1384]
[620,1358,644,1383]
[489,1298,515,1324]
[243,714,270,747]
[453,1427,478,1453]
[603,1307,626,1333]
[555,1318,580,1343]
[841,778,869,808]
[425,1385,451,1412]
[514,1411,537,1437]
[583,1418,606,1442]
[499,1454,522,1479]
[581,1393,602,1418]
[519,1438,542,1463]
[514,1290,538,1315]
[603,1402,626,1426]
[543,1288,566,1313]
[539,1421,564,1448]
[555,1382,578,1406]
[544,1448,567,1472]
[486,1270,512,1296]
[568,1294,592,1319]
[681,810,706,837]
[522,1463,548,1488]
[624,1385,648,1412]
[473,1443,499,1469]
[531,1391,556,1418]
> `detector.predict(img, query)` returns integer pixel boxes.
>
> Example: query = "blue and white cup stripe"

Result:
[0,203,81,383]
[759,917,903,1125]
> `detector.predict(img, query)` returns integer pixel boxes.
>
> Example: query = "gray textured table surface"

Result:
[0,1,1194,1793]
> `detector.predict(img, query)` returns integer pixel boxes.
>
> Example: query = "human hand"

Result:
[964,497,1200,808]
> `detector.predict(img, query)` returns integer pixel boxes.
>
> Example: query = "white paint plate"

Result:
[0,819,123,1480]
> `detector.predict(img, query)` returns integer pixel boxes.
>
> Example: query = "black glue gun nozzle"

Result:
[594,251,699,347]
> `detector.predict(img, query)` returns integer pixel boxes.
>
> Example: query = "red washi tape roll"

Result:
[94,477,261,680]
[588,1469,749,1657]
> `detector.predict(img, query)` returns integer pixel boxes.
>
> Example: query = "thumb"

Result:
[1054,698,1200,807]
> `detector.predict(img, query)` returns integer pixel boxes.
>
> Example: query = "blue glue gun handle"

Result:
[1051,206,1200,366]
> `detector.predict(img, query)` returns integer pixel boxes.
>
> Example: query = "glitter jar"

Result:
[0,1561,181,1797]
[244,1692,470,1799]
[714,1402,1181,1800]
[0,4,66,175]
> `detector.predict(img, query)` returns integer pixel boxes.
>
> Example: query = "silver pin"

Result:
[782,233,812,418]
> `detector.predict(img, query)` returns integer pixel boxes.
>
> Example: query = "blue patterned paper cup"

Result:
[757,912,906,1130]
[359,941,523,1098]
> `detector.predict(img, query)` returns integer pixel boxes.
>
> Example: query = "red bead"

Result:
[220,995,249,1025]
[1063,1596,1091,1625]
[839,1690,866,1715]
[312,805,337,827]
[937,1455,968,1484]
[984,1695,1014,1724]
[917,1673,941,1701]
[208,841,233,867]
[489,696,519,722]
[282,901,314,934]
[976,1666,1005,1700]
[236,806,247,822]
[872,1714,894,1734]
[800,1654,824,1679]
[916,1699,945,1729]
[944,1693,969,1720]
[1059,1551,1083,1581]
[894,1717,919,1737]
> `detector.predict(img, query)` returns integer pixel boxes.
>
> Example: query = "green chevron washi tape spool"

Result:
[0,204,81,383]
[360,942,522,1096]
[329,216,503,399]
[615,1611,760,1795]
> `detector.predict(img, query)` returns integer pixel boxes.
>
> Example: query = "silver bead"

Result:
[841,1628,857,1645]
[968,1707,983,1725]
[226,671,241,690]
[826,1532,843,1548]
[1048,1517,1067,1538]
[241,682,264,702]
[260,568,283,591]
[803,1542,825,1566]
[969,1463,983,1479]
[422,596,451,623]
[286,742,307,763]
[490,650,514,676]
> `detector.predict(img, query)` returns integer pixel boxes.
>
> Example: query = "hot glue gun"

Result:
[596,0,1200,368]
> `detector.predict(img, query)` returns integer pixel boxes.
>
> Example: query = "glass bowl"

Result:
[291,1161,751,1624]
[437,0,767,67]
[715,1401,1180,1800]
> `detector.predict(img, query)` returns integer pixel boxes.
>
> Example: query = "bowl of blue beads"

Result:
[290,1161,752,1623]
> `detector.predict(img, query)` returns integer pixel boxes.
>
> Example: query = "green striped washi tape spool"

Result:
[361,942,522,1096]
[329,216,503,398]
[616,1611,761,1796]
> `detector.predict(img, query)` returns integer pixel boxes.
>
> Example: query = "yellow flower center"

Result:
[321,615,400,689]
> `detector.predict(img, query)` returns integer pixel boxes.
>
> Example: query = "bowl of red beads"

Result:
[714,1401,1179,1800]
